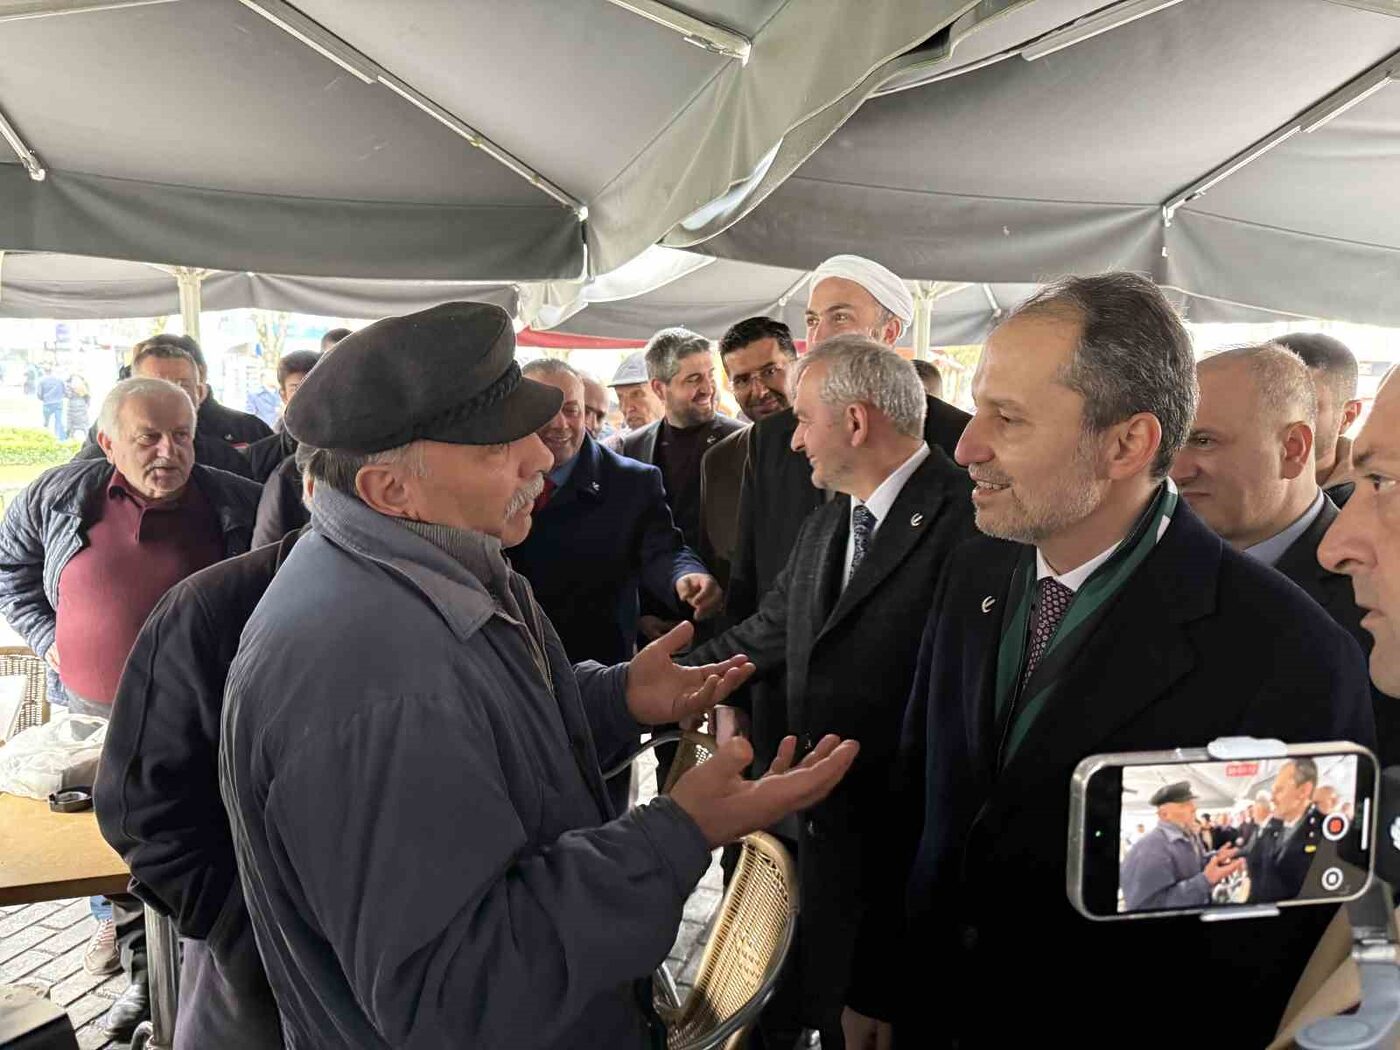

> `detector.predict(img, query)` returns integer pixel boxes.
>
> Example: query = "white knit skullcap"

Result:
[809,254,914,326]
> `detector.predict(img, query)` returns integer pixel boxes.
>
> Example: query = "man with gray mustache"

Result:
[220,302,859,1050]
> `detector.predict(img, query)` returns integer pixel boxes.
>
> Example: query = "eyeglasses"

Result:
[730,363,786,391]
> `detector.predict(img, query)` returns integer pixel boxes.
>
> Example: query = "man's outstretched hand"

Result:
[625,620,754,727]
[670,733,860,848]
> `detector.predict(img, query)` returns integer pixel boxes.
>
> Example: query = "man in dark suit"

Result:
[1250,759,1324,905]
[1172,343,1398,763]
[510,359,720,666]
[723,257,970,757]
[900,273,1375,1048]
[614,328,745,551]
[1278,332,1363,507]
[689,336,975,1050]
[699,317,797,590]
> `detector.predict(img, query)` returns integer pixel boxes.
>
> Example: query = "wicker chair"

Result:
[605,732,799,1049]
[0,645,49,738]
[655,831,798,1050]
[602,728,718,795]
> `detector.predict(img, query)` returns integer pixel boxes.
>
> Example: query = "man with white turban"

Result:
[714,255,970,1049]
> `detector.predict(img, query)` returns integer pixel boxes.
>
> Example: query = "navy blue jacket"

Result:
[511,435,706,666]
[898,499,1376,1048]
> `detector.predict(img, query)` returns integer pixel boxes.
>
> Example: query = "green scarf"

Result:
[993,480,1179,766]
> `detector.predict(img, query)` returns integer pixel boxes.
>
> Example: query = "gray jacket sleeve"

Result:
[1119,835,1210,911]
[0,479,58,658]
[265,691,711,1047]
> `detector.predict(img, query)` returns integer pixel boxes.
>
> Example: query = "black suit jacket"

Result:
[697,425,750,591]
[509,435,706,667]
[198,396,272,448]
[96,529,301,1049]
[727,395,969,624]
[901,500,1375,1047]
[1274,496,1400,764]
[691,449,975,1022]
[614,414,745,468]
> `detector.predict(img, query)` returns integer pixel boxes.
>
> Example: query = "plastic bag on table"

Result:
[0,713,106,799]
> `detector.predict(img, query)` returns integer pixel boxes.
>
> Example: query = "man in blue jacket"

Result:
[220,302,858,1050]
[510,358,719,667]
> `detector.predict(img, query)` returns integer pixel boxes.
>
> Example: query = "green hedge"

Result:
[0,427,84,466]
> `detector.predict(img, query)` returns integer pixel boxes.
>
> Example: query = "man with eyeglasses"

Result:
[699,317,797,590]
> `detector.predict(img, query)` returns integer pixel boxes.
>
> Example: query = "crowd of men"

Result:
[0,253,1395,1049]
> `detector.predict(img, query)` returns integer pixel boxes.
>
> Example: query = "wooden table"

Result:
[0,792,128,906]
[0,791,180,1049]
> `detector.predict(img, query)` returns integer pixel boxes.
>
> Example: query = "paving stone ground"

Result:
[0,745,724,1044]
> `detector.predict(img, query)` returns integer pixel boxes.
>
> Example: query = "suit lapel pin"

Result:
[589,481,600,492]
[910,512,924,527]
[981,596,996,613]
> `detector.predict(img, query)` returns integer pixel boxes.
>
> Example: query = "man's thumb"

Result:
[712,736,753,775]
[656,618,694,652]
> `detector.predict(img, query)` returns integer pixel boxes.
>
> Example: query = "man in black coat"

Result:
[509,359,718,666]
[899,274,1375,1048]
[725,256,970,778]
[1172,343,1399,763]
[243,350,321,482]
[73,339,255,479]
[614,328,745,556]
[689,336,975,1049]
[96,529,302,1049]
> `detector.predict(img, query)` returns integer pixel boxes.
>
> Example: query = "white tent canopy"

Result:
[0,0,973,279]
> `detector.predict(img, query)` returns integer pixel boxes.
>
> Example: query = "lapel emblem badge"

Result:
[981,596,996,613]
[589,481,600,492]
[910,512,924,527]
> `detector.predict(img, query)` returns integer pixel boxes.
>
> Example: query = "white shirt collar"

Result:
[852,443,931,530]
[1035,541,1120,594]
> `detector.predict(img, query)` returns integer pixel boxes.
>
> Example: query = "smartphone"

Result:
[1068,742,1378,921]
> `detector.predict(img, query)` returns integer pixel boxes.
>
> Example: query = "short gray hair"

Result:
[1200,343,1317,430]
[521,357,581,383]
[296,440,428,500]
[644,327,711,383]
[96,377,197,438]
[1008,273,1197,479]
[789,334,926,439]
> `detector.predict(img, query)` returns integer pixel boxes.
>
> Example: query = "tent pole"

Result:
[912,282,933,359]
[172,267,206,344]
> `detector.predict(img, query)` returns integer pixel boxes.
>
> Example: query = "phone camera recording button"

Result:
[1322,813,1350,842]
[1321,867,1345,892]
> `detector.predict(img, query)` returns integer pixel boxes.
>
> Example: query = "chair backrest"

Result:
[661,831,798,1050]
[660,729,717,796]
[0,645,48,739]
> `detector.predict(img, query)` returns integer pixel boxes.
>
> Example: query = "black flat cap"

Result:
[1150,781,1198,807]
[284,301,562,452]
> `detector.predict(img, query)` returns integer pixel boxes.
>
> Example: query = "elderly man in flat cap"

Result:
[1120,782,1245,911]
[219,302,858,1050]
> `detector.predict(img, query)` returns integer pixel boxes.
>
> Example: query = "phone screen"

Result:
[1074,749,1377,919]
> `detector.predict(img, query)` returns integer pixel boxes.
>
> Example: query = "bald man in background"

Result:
[1172,343,1394,761]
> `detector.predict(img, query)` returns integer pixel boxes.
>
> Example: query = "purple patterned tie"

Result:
[1022,577,1074,687]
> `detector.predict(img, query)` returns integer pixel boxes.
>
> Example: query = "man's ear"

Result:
[355,464,416,520]
[1280,421,1314,479]
[649,377,667,405]
[1105,412,1163,480]
[846,402,872,447]
[196,382,209,407]
[879,317,903,348]
[95,429,117,465]
[1340,398,1364,435]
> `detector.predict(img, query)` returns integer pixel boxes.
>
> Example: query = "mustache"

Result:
[507,473,546,516]
[145,458,180,473]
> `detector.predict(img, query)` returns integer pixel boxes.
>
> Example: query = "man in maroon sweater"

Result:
[0,376,260,1040]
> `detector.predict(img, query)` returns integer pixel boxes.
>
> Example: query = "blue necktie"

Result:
[849,505,877,582]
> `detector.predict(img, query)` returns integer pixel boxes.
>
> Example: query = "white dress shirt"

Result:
[842,443,931,589]
[1035,541,1120,594]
